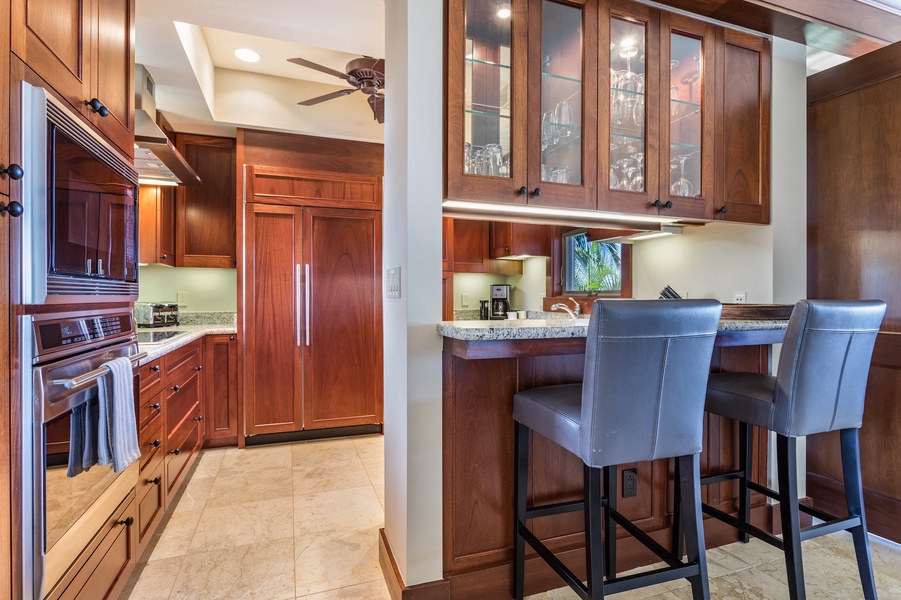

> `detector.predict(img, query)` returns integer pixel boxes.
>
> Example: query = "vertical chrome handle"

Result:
[97,259,104,276]
[295,264,302,347]
[305,264,311,346]
[86,259,92,275]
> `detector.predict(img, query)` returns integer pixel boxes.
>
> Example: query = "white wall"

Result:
[383,0,444,586]
[138,265,237,312]
[453,256,548,311]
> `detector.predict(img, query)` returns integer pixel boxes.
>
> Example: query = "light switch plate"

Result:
[176,291,189,306]
[386,267,401,298]
[461,293,469,307]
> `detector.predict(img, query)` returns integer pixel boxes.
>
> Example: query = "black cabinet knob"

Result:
[196,415,204,422]
[172,385,181,392]
[195,365,203,371]
[161,254,168,260]
[229,336,235,341]
[85,98,109,117]
[652,200,662,209]
[152,439,161,448]
[719,205,728,214]
[664,201,673,209]
[0,201,24,218]
[150,365,161,372]
[0,164,24,180]
[150,476,162,486]
[532,187,542,197]
[151,403,161,410]
[518,186,528,196]
[119,516,134,527]
[173,448,181,456]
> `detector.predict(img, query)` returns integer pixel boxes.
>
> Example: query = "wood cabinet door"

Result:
[715,28,770,224]
[176,134,236,267]
[0,0,10,197]
[138,184,176,266]
[88,0,134,157]
[203,334,238,441]
[303,207,383,430]
[11,0,91,121]
[452,219,489,272]
[244,204,305,435]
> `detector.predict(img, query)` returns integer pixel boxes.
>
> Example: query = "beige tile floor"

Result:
[124,434,901,599]
[122,435,389,600]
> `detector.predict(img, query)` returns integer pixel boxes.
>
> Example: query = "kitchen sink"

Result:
[137,330,189,344]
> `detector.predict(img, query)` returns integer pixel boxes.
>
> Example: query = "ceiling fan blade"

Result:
[368,94,385,124]
[297,88,356,106]
[287,57,351,81]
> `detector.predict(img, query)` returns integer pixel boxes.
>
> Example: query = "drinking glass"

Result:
[463,142,473,174]
[554,99,575,139]
[551,166,571,184]
[670,154,694,196]
[629,152,645,192]
[482,143,502,176]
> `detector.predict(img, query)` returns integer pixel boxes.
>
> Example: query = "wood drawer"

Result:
[47,491,137,600]
[136,463,165,558]
[138,389,163,432]
[138,418,164,476]
[165,405,203,505]
[165,368,201,437]
[139,359,163,399]
[163,339,203,381]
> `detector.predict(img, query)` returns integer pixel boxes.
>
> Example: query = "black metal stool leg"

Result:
[672,457,684,559]
[603,465,617,578]
[777,434,806,600]
[514,421,529,600]
[679,454,710,600]
[738,422,754,543]
[585,465,607,600]
[840,428,878,600]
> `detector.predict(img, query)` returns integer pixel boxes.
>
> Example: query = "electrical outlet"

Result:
[733,292,747,304]
[461,293,469,307]
[623,468,638,498]
[176,291,189,306]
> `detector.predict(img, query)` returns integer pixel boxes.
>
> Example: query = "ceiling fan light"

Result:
[235,48,261,63]
[497,3,511,18]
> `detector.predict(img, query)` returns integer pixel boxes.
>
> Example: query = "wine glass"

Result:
[617,158,636,191]
[629,152,645,192]
[669,60,681,117]
[609,164,619,190]
[555,99,575,139]
[670,154,694,196]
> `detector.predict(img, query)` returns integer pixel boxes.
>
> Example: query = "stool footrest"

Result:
[525,499,587,519]
[800,516,862,541]
[610,509,682,568]
[518,524,590,600]
[701,502,785,551]
[747,480,779,501]
[700,470,743,485]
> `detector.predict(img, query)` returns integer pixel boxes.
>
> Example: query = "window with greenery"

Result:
[564,230,623,294]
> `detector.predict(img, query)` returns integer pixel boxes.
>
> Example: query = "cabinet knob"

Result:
[150,476,162,486]
[161,254,168,260]
[719,205,728,214]
[172,385,181,392]
[532,187,542,197]
[229,336,235,341]
[0,164,24,180]
[152,439,161,448]
[518,186,528,196]
[652,200,662,209]
[150,365,161,372]
[196,415,204,422]
[173,448,181,456]
[119,516,134,527]
[664,201,673,209]
[85,98,110,117]
[195,365,203,371]
[151,403,161,410]
[0,201,24,218]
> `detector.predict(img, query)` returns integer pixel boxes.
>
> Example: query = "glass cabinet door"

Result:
[659,12,715,218]
[529,0,596,209]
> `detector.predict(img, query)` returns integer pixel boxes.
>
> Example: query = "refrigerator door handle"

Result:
[295,264,302,347]
[305,264,311,346]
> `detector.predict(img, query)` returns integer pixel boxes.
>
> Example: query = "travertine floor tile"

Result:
[292,457,370,495]
[191,448,227,479]
[292,438,361,468]
[169,537,295,600]
[293,485,384,537]
[122,556,183,600]
[294,525,383,596]
[205,465,294,507]
[297,578,391,599]
[170,475,214,513]
[144,509,203,563]
[189,496,295,552]
[219,443,292,472]
[352,434,384,468]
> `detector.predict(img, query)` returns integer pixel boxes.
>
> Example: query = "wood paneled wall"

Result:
[806,40,901,542]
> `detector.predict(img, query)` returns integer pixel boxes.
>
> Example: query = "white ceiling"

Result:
[135,0,386,141]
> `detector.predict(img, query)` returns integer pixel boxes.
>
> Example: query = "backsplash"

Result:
[176,312,238,325]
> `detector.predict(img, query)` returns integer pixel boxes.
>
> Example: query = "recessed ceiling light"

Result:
[497,3,511,18]
[235,48,261,63]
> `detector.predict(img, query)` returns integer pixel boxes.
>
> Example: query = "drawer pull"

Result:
[85,98,110,117]
[151,403,161,410]
[150,476,162,486]
[195,365,203,371]
[150,365,161,372]
[151,439,161,448]
[119,516,134,527]
[196,415,204,422]
[173,448,181,456]
[171,385,181,392]
[229,335,235,341]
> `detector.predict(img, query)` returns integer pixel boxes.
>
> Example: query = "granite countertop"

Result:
[137,324,237,365]
[437,318,788,341]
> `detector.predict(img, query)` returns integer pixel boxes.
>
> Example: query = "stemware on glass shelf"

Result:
[610,17,646,191]
[670,153,694,197]
[669,34,703,197]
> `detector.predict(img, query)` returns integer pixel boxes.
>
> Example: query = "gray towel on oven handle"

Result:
[66,402,86,477]
[96,356,141,472]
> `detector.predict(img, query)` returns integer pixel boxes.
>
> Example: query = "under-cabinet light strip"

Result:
[441,200,681,225]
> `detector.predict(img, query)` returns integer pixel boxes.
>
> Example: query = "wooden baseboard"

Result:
[808,473,901,542]
[379,528,451,600]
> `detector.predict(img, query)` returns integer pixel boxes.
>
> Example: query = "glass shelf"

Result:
[465,57,511,70]
[671,98,701,108]
[611,87,645,97]
[611,131,644,141]
[465,108,511,119]
[670,141,701,150]
[542,71,582,84]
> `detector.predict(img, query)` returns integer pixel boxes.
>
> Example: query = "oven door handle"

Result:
[50,352,148,389]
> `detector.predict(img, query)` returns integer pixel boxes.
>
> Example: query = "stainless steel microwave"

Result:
[20,83,139,305]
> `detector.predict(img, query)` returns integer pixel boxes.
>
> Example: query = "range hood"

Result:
[134,64,202,186]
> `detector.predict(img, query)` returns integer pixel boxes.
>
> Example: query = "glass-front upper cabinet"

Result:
[446,0,596,209]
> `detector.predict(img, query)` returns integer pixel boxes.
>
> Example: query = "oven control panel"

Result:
[33,312,135,359]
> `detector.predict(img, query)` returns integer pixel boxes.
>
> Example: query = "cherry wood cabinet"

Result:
[0,0,10,198]
[10,0,135,157]
[203,334,238,443]
[138,184,176,266]
[245,203,383,435]
[175,134,237,268]
[489,222,551,258]
[161,340,205,508]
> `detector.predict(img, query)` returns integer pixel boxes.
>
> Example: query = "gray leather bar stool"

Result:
[699,299,886,600]
[513,299,722,599]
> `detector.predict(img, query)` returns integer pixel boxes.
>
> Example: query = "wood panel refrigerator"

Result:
[244,204,383,435]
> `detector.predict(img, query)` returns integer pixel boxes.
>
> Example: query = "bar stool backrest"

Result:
[773,299,886,437]
[580,299,722,468]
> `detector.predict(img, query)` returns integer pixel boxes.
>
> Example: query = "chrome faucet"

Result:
[550,301,577,319]
[568,297,581,316]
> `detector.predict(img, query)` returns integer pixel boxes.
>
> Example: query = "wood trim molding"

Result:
[379,529,450,600]
[807,40,901,107]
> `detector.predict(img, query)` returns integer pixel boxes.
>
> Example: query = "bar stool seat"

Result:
[513,299,722,600]
[699,299,886,600]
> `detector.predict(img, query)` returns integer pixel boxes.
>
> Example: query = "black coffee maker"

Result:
[490,284,511,319]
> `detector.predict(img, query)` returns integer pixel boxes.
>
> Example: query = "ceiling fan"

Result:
[288,56,385,124]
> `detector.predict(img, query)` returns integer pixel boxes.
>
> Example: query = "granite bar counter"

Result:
[438,316,788,599]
